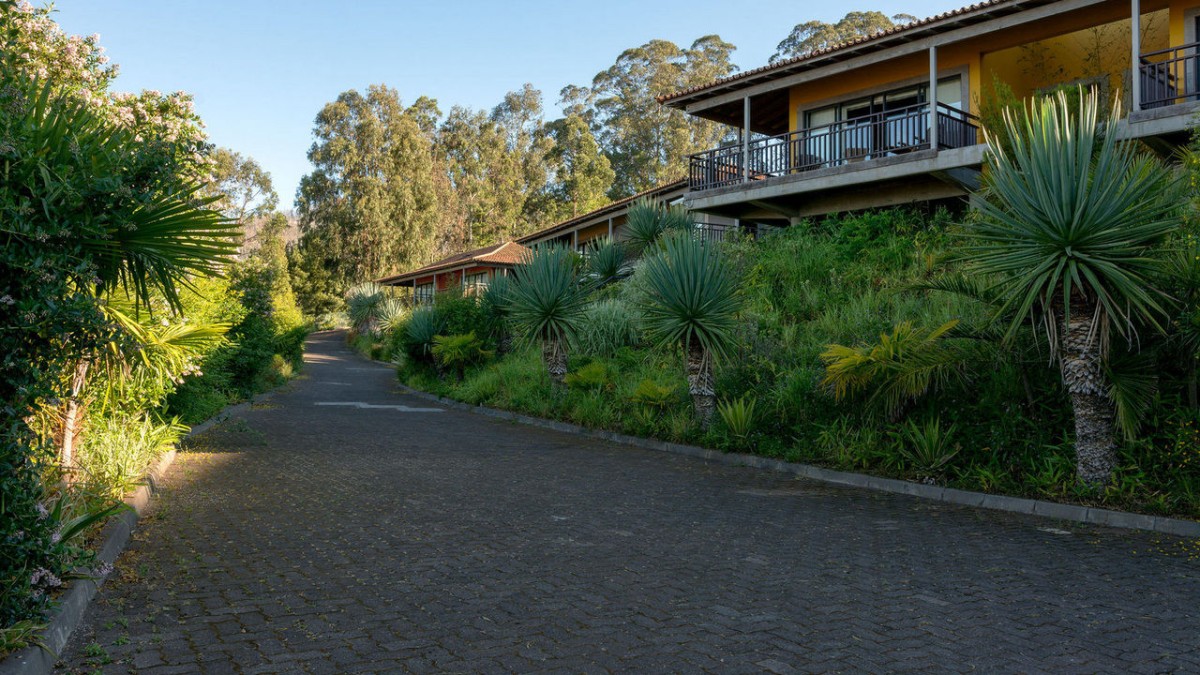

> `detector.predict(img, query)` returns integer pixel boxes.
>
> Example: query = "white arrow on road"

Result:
[315,401,444,413]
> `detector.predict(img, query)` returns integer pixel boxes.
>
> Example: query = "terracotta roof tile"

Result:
[376,241,530,285]
[658,0,1020,106]
[516,178,687,244]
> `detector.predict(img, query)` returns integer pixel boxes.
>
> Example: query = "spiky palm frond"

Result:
[376,298,410,334]
[638,233,740,360]
[965,89,1183,350]
[624,199,693,254]
[508,246,591,348]
[821,320,968,418]
[1104,350,1158,442]
[585,237,630,286]
[345,282,388,334]
[6,80,240,310]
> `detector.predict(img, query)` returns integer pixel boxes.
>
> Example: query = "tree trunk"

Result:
[542,337,567,386]
[1060,303,1117,485]
[685,340,715,429]
[59,360,90,476]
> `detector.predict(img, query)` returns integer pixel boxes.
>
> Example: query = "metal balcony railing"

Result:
[1140,41,1200,109]
[688,102,979,193]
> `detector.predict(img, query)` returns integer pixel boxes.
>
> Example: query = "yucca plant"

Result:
[624,198,692,255]
[893,417,960,479]
[638,233,740,427]
[586,236,630,286]
[508,246,592,384]
[376,297,410,335]
[345,282,388,336]
[403,305,444,363]
[479,273,514,354]
[965,89,1183,485]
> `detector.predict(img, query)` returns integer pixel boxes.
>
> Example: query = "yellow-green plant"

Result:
[821,320,966,419]
[717,395,756,444]
[565,361,614,392]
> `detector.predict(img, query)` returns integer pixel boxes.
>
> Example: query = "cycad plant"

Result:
[966,89,1183,485]
[624,198,693,255]
[508,246,592,385]
[820,320,969,420]
[639,233,740,427]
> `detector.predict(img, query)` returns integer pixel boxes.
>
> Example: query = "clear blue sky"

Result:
[52,0,954,207]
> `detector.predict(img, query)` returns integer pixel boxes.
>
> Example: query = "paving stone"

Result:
[56,330,1200,673]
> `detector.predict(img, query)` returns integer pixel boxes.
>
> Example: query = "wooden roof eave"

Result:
[662,0,1077,113]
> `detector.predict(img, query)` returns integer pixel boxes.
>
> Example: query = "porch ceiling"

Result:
[691,89,791,136]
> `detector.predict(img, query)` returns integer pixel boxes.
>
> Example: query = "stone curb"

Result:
[0,399,258,675]
[391,380,1200,540]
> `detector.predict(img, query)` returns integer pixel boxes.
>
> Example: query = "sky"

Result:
[52,0,957,207]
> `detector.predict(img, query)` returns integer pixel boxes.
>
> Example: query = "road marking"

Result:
[320,382,353,386]
[316,401,443,412]
[347,367,391,371]
[1038,527,1073,535]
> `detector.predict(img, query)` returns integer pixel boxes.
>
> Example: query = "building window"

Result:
[414,283,434,305]
[464,271,488,294]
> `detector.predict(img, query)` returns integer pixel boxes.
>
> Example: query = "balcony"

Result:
[1140,42,1200,110]
[688,103,979,194]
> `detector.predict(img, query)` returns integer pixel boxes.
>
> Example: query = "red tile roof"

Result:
[659,0,1038,107]
[376,241,529,286]
[516,179,687,244]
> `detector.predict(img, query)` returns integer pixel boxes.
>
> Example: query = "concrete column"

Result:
[607,216,614,238]
[929,46,939,151]
[572,229,579,251]
[1132,0,1142,112]
[742,96,751,182]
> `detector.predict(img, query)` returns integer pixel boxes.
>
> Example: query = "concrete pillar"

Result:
[1132,0,1142,112]
[742,96,751,182]
[929,46,939,151]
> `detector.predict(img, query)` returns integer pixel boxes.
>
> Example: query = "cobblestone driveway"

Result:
[59,331,1200,673]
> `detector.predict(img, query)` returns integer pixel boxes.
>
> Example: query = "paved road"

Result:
[59,331,1200,673]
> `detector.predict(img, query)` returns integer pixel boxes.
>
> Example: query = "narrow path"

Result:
[60,331,1200,673]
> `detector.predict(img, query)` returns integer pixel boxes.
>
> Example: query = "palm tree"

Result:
[965,89,1182,485]
[7,80,239,470]
[639,233,740,427]
[508,246,591,385]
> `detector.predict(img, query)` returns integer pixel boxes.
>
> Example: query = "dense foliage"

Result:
[0,4,307,640]
[360,200,1200,520]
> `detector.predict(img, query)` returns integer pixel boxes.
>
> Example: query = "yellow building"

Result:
[659,0,1200,222]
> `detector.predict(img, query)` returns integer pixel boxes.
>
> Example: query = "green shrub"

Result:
[572,299,642,357]
[432,332,492,378]
[565,361,614,391]
[435,286,486,337]
[630,379,676,410]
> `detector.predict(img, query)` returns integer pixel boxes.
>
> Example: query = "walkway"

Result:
[59,331,1200,673]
